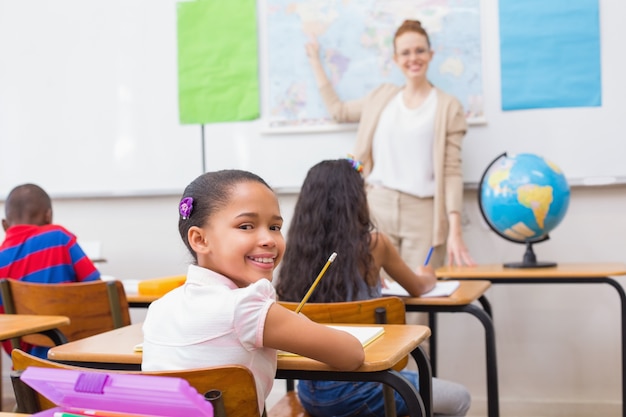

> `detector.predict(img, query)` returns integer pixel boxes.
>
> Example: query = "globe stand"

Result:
[504,242,557,268]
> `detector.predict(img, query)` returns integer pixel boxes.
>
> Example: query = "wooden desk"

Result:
[437,262,626,417]
[398,280,499,417]
[0,315,70,343]
[0,314,70,412]
[125,293,158,308]
[48,323,433,417]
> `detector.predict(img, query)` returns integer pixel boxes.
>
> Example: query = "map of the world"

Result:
[265,0,483,130]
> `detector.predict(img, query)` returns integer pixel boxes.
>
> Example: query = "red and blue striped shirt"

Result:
[0,224,100,289]
[0,224,100,356]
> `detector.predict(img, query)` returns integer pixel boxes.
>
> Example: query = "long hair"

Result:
[276,159,376,303]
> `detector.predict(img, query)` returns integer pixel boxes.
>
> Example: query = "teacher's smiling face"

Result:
[393,31,434,82]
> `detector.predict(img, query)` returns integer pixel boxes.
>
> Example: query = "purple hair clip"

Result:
[345,154,364,173]
[179,197,194,219]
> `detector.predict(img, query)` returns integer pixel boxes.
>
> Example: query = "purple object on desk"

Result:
[19,366,214,417]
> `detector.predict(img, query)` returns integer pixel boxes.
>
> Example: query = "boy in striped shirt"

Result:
[1,183,100,357]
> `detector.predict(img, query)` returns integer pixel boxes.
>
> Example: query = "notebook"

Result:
[382,280,460,298]
[278,325,384,357]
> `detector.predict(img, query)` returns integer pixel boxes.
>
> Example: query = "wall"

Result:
[0,0,203,198]
[461,0,626,186]
[3,0,625,198]
[204,0,626,189]
[1,185,624,416]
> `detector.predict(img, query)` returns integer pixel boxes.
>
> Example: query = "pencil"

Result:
[424,246,434,266]
[294,252,337,314]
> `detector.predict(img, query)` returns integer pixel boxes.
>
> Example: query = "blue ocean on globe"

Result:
[479,153,570,243]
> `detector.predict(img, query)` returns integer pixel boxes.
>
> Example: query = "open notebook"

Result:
[278,325,384,357]
[382,280,460,298]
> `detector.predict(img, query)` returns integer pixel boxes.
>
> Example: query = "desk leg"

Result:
[464,304,499,417]
[39,329,68,346]
[602,278,626,417]
[275,369,426,417]
[428,312,437,377]
[408,304,499,417]
[383,385,397,417]
[412,345,433,417]
[474,276,625,417]
[478,295,493,318]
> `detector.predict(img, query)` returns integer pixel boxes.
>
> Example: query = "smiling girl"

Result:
[141,170,364,414]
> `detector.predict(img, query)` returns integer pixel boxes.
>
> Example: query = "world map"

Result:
[265,0,483,130]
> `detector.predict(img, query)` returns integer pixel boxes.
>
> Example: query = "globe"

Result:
[478,152,571,268]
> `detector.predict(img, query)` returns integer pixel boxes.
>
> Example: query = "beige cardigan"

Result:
[319,82,467,246]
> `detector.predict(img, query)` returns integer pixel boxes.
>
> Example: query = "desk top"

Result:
[126,293,158,304]
[0,315,70,341]
[48,323,430,373]
[401,280,491,306]
[437,262,626,279]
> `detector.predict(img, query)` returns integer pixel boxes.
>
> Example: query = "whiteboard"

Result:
[2,0,625,199]
[0,0,202,198]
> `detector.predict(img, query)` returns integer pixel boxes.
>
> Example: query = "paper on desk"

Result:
[382,280,460,298]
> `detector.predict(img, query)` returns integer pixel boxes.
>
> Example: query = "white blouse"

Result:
[367,88,438,198]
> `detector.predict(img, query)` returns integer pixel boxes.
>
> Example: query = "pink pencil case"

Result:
[19,366,213,417]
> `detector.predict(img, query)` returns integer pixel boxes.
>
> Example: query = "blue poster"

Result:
[499,0,601,111]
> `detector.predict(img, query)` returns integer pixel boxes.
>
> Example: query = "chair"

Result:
[268,297,432,417]
[0,279,130,349]
[11,348,261,417]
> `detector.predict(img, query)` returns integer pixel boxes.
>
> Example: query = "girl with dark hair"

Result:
[277,159,471,417]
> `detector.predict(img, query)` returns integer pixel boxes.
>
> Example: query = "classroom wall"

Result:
[2,185,624,416]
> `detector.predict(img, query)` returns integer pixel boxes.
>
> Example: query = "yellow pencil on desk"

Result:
[294,252,337,314]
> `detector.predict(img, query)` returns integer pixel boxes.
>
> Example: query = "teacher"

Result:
[306,19,475,270]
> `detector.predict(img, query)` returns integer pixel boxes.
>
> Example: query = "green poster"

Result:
[177,0,259,123]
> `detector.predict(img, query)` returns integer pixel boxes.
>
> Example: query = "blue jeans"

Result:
[297,370,419,417]
[30,345,50,359]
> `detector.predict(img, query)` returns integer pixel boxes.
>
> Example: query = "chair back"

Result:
[270,297,412,417]
[0,279,130,347]
[279,296,409,371]
[11,349,261,417]
[278,296,407,325]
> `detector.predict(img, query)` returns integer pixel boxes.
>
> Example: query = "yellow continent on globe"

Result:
[517,185,554,229]
[487,167,512,195]
[503,222,536,240]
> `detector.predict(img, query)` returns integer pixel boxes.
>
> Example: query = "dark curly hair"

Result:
[178,169,271,262]
[276,159,377,303]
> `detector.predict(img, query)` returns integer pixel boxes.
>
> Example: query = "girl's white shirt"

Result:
[142,264,276,414]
